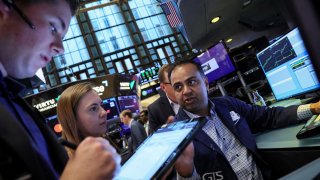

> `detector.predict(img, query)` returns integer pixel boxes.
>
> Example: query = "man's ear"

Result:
[160,83,165,91]
[0,1,10,20]
[203,76,209,90]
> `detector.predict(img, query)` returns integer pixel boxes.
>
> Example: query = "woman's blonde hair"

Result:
[57,82,95,147]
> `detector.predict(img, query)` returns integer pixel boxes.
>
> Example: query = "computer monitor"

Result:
[139,66,160,84]
[102,97,120,121]
[45,115,62,137]
[193,42,236,84]
[117,95,140,114]
[256,28,320,101]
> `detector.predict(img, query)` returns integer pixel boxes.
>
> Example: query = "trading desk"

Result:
[255,118,320,178]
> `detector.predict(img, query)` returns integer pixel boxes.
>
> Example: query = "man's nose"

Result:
[182,84,192,94]
[51,37,65,56]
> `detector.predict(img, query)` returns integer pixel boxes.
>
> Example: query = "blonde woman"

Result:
[57,82,109,156]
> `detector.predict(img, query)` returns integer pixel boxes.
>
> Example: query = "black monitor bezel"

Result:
[256,27,320,101]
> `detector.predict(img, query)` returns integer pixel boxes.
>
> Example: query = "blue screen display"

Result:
[256,28,320,100]
[193,42,236,83]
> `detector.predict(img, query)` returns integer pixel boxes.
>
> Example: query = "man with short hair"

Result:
[0,0,120,179]
[139,110,149,134]
[170,60,320,179]
[148,64,179,134]
[121,109,147,152]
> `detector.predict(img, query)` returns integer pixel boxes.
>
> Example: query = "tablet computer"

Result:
[114,117,206,179]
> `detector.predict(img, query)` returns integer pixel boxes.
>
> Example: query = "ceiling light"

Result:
[197,52,205,58]
[226,38,232,43]
[210,16,221,24]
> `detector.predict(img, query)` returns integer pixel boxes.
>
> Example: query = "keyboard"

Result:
[296,114,320,139]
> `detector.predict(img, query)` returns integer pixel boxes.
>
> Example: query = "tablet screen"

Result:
[115,118,205,179]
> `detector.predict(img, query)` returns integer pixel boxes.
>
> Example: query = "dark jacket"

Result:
[129,120,147,152]
[0,77,68,180]
[175,96,299,180]
[147,95,175,134]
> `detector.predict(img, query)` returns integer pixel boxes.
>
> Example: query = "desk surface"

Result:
[268,97,315,108]
[255,123,320,149]
[279,157,320,180]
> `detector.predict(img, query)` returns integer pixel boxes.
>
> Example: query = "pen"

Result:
[59,138,78,150]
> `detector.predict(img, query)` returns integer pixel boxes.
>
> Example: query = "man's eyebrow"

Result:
[58,16,66,30]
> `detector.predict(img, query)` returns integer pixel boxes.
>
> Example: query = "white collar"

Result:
[183,100,214,118]
[166,94,178,106]
[129,119,134,127]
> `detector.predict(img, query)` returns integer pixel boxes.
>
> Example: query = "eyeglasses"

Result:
[3,0,36,30]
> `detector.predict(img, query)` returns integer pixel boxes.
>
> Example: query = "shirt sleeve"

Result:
[176,167,201,180]
[297,104,313,120]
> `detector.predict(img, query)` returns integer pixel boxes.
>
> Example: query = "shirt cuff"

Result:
[176,167,201,180]
[297,104,313,120]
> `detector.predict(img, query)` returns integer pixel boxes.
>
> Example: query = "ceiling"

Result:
[178,0,295,50]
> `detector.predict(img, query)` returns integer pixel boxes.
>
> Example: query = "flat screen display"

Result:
[45,115,62,137]
[102,97,120,121]
[139,66,160,84]
[256,28,320,100]
[117,95,140,114]
[193,42,236,83]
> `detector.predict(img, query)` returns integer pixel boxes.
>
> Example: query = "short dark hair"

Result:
[158,64,173,83]
[121,109,133,119]
[140,110,148,116]
[168,60,205,82]
[15,0,80,15]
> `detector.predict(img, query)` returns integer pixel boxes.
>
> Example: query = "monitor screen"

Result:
[139,66,160,84]
[256,28,320,101]
[117,95,140,114]
[102,97,120,121]
[193,42,236,83]
[45,115,62,137]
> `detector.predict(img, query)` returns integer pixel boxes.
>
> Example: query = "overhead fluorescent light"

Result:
[210,16,221,24]
[226,38,233,43]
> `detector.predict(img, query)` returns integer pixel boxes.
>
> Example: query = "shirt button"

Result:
[236,154,239,157]
[223,138,226,140]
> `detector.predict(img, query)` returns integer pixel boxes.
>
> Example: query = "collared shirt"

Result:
[0,70,58,178]
[297,104,313,120]
[166,95,179,115]
[179,101,315,180]
[129,118,134,128]
[184,102,263,180]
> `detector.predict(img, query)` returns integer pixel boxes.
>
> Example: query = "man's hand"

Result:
[61,137,121,180]
[174,142,195,178]
[166,116,175,124]
[310,101,320,114]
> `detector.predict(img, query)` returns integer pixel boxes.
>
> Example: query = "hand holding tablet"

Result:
[114,117,206,179]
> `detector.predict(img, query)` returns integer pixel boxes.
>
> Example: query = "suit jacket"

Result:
[147,95,175,134]
[129,120,147,152]
[175,96,299,180]
[0,80,68,179]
